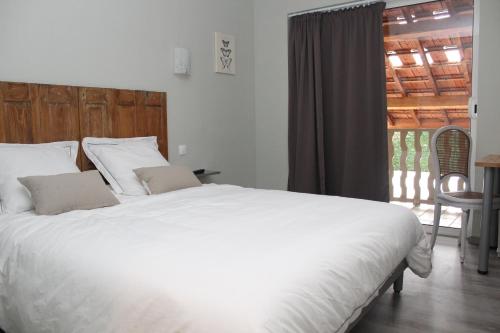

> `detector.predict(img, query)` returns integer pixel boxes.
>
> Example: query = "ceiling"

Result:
[383,0,474,129]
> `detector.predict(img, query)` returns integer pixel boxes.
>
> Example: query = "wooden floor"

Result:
[352,237,500,333]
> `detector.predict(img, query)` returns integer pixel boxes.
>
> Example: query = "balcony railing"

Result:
[389,129,466,206]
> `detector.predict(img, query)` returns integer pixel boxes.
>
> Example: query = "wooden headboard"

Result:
[0,81,168,170]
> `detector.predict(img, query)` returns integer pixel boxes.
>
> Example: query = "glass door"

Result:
[383,0,475,229]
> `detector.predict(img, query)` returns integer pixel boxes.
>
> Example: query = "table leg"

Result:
[492,211,499,249]
[492,169,500,248]
[479,167,494,274]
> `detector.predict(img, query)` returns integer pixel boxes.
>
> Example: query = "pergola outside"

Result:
[382,0,473,221]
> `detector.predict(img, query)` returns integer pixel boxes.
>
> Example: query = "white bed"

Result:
[0,184,431,333]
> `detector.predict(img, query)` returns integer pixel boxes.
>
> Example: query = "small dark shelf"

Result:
[195,170,221,178]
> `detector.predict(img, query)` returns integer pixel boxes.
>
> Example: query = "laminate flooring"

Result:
[352,237,500,333]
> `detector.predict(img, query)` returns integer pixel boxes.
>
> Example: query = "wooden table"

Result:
[476,155,500,274]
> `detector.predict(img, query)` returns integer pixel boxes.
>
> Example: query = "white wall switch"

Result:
[178,144,187,156]
[174,48,191,75]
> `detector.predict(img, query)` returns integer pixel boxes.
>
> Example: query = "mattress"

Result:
[0,184,432,333]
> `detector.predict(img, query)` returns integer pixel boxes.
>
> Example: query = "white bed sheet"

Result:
[0,184,431,333]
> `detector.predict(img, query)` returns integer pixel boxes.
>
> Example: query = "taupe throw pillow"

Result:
[18,170,120,215]
[133,165,202,195]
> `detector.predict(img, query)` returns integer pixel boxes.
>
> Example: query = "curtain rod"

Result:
[288,0,383,18]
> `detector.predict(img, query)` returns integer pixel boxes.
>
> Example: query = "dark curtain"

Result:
[288,2,389,202]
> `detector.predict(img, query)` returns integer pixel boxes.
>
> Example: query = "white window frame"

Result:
[388,0,481,237]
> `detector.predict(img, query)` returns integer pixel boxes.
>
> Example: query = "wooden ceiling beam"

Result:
[387,92,404,98]
[401,8,414,25]
[388,95,468,110]
[430,60,472,68]
[387,43,472,55]
[385,53,406,96]
[444,0,457,17]
[415,39,439,96]
[442,110,451,125]
[384,14,473,41]
[453,35,472,95]
[438,87,470,94]
[387,114,395,126]
[410,110,421,127]
[388,118,470,130]
[407,89,436,95]
[384,9,473,26]
[400,74,466,82]
[391,60,471,70]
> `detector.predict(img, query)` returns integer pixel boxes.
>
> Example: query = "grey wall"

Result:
[254,0,341,189]
[2,0,499,195]
[0,0,256,187]
[471,0,500,238]
[475,0,500,171]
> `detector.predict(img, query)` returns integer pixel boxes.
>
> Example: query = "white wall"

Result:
[0,0,256,187]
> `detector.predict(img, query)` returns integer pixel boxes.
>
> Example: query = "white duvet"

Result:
[0,184,431,333]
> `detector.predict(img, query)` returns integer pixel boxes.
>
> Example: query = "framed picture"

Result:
[214,32,235,75]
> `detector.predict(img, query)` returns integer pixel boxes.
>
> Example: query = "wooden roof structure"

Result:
[384,0,473,129]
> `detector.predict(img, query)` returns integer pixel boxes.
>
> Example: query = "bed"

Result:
[0,81,432,333]
[0,184,430,333]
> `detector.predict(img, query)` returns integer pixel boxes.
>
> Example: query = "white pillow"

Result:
[82,137,169,195]
[0,141,80,214]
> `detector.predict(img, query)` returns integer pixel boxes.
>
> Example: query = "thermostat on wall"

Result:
[174,47,191,75]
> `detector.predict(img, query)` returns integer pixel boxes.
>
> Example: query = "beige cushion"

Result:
[18,170,120,215]
[133,165,201,195]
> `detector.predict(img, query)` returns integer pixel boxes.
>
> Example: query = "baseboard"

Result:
[422,226,488,247]
[469,236,480,245]
[468,236,500,257]
[423,225,460,238]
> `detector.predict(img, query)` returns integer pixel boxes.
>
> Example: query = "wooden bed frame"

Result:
[0,80,406,333]
[0,81,168,170]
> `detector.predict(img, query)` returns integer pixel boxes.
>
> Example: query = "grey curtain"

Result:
[288,2,389,202]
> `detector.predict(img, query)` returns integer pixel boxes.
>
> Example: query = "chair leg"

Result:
[460,209,471,264]
[431,203,442,249]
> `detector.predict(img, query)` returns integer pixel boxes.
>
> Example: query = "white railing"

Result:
[389,129,465,206]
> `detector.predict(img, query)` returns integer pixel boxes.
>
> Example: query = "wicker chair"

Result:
[430,126,500,263]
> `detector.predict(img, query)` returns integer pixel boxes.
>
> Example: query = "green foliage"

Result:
[391,131,430,172]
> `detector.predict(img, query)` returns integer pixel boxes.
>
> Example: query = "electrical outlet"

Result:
[178,145,187,156]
